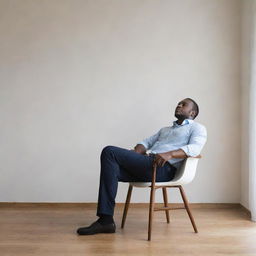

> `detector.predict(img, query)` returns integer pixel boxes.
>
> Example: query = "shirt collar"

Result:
[173,119,194,127]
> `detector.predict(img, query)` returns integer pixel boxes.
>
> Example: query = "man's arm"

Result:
[154,124,207,167]
[132,129,162,154]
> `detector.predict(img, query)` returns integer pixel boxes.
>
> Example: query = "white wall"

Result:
[241,0,253,210]
[241,0,256,219]
[0,0,241,203]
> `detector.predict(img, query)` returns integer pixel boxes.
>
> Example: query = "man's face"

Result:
[174,99,195,120]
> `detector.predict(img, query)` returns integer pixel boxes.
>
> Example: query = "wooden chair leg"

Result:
[162,187,170,223]
[178,185,198,233]
[148,186,156,241]
[148,164,157,241]
[121,185,133,228]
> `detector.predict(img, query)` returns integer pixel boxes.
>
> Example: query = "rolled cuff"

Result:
[179,145,201,157]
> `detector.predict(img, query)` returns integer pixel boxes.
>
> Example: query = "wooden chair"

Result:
[121,156,201,241]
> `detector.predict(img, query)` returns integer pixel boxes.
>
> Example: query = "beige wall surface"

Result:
[0,0,241,203]
[241,0,253,210]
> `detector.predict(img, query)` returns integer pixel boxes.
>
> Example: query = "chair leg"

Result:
[148,185,156,241]
[162,187,170,223]
[148,164,157,241]
[178,185,198,233]
[121,185,133,228]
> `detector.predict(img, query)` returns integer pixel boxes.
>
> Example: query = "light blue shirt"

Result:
[138,119,207,169]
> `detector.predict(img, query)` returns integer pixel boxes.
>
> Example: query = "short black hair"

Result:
[186,98,199,119]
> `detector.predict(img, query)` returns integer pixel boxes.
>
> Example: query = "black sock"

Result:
[97,214,114,225]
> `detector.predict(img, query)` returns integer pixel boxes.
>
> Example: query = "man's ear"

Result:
[190,110,196,119]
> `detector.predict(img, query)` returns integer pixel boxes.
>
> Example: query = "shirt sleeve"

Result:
[179,124,207,157]
[137,129,162,150]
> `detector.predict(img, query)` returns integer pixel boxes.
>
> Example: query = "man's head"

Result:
[174,98,199,120]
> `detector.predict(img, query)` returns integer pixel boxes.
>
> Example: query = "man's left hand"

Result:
[154,152,172,167]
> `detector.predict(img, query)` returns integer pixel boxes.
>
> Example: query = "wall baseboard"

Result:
[0,202,250,212]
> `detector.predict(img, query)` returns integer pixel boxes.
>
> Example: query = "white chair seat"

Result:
[130,180,183,187]
[129,157,200,187]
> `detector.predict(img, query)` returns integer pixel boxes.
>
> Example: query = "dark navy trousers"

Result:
[96,146,177,217]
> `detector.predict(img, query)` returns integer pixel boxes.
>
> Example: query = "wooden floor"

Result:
[0,203,256,256]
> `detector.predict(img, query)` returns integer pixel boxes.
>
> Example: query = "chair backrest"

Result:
[171,157,200,185]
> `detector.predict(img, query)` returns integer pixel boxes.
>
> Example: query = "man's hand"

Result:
[131,144,147,155]
[154,152,172,167]
[153,149,187,167]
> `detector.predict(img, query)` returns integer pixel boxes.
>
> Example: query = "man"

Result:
[77,98,207,235]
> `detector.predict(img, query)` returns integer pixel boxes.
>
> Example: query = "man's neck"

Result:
[176,118,193,125]
[176,119,185,125]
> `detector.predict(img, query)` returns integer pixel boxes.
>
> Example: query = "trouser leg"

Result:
[96,146,176,216]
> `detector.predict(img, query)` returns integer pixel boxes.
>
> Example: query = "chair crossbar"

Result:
[154,206,185,211]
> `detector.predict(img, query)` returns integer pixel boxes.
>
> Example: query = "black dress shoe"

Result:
[77,221,116,235]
